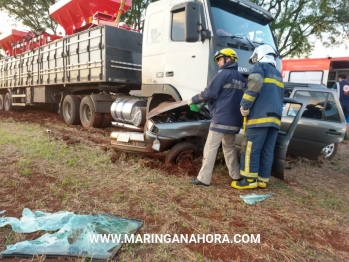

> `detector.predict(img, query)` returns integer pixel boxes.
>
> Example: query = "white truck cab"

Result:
[141,0,281,110]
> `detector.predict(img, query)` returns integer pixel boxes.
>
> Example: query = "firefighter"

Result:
[188,48,246,186]
[232,44,283,189]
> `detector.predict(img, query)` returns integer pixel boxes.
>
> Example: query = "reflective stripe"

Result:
[258,176,269,182]
[264,78,284,88]
[240,170,258,177]
[243,93,256,102]
[241,141,258,178]
[247,117,281,126]
[245,141,251,174]
[210,123,240,131]
[223,83,245,89]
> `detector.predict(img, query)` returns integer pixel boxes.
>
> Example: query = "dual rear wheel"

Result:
[0,94,4,110]
[0,93,14,111]
[62,95,111,128]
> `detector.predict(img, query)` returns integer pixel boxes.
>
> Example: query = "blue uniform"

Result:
[240,63,284,129]
[240,62,284,182]
[332,80,349,123]
[192,61,246,134]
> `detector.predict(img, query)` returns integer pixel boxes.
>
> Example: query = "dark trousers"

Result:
[240,127,279,182]
[341,103,349,123]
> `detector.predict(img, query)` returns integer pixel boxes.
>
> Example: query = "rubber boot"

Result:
[257,180,267,188]
[231,177,257,189]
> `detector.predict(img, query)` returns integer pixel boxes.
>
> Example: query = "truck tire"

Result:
[4,93,13,111]
[79,96,103,128]
[62,95,81,125]
[165,141,201,164]
[0,94,4,110]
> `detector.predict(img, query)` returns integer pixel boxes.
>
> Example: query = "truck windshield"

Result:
[210,0,277,50]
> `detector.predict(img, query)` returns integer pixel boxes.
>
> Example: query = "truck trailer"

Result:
[0,0,280,131]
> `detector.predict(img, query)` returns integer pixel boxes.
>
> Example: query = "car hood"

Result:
[147,101,189,119]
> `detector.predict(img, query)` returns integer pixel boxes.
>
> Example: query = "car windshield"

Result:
[210,0,277,49]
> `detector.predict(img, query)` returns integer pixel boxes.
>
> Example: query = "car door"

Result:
[281,88,346,160]
[235,98,307,180]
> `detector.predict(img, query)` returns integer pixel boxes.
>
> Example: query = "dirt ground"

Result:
[0,108,199,177]
[1,108,349,261]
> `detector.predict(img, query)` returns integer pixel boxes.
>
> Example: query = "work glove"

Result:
[240,106,250,117]
[189,104,200,112]
[187,99,200,112]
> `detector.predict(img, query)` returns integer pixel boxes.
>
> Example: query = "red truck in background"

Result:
[282,57,349,88]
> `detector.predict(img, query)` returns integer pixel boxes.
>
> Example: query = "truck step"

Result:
[11,94,26,98]
[12,103,26,106]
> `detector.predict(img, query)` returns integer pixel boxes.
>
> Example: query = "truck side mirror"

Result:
[185,2,200,42]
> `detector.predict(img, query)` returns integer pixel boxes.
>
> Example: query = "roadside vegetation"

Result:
[0,114,349,261]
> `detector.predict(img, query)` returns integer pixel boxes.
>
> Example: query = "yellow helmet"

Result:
[214,48,238,62]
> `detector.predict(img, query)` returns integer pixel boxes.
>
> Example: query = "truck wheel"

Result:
[79,96,103,128]
[62,95,81,125]
[4,93,13,111]
[322,143,338,160]
[0,94,4,110]
[165,141,201,164]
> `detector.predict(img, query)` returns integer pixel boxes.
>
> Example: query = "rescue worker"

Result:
[188,48,246,186]
[232,44,283,189]
[332,73,349,138]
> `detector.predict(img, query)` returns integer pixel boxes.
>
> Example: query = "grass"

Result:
[0,119,349,261]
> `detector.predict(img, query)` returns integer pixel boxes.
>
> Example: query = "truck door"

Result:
[281,89,346,160]
[164,4,210,100]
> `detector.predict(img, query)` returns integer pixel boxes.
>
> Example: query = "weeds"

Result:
[0,118,349,261]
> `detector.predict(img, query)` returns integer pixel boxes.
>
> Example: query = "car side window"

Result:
[283,103,300,117]
[323,93,341,122]
[293,91,341,122]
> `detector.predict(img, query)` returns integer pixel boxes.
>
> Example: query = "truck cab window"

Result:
[171,10,185,41]
[210,0,276,50]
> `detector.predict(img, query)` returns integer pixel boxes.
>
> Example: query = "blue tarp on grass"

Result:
[0,208,143,261]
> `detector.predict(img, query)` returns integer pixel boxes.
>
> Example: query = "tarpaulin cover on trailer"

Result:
[0,208,143,260]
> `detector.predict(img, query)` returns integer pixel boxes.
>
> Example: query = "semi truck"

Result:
[0,0,281,131]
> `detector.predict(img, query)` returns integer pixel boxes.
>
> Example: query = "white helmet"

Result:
[249,44,277,66]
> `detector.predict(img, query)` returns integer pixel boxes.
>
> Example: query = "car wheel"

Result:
[165,141,201,164]
[322,143,338,160]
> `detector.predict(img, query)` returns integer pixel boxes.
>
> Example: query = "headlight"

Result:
[146,120,154,131]
[146,119,159,134]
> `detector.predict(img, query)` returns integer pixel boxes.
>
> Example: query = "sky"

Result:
[311,40,348,58]
[0,11,348,58]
